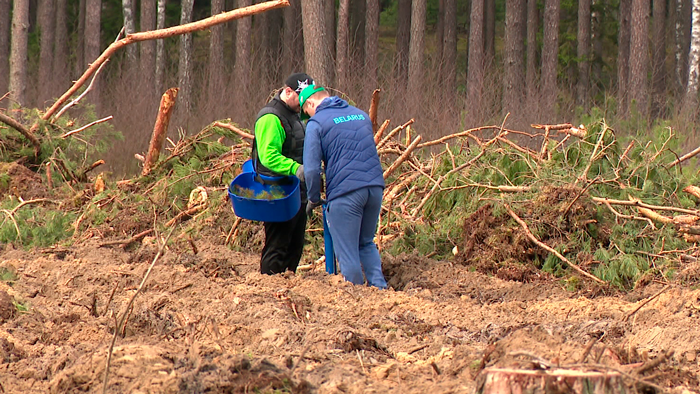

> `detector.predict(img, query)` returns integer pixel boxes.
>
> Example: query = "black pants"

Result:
[260,206,307,275]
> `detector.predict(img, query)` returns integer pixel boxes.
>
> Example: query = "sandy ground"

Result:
[0,238,699,393]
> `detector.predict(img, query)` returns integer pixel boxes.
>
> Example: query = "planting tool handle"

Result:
[322,203,337,275]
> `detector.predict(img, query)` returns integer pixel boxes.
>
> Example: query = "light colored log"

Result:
[142,88,178,177]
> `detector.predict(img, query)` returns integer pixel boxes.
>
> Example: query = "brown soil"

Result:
[0,237,698,394]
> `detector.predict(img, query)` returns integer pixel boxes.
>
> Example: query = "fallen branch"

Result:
[102,228,174,394]
[99,228,155,248]
[591,196,700,218]
[165,205,206,227]
[61,116,113,138]
[624,285,670,322]
[383,135,422,179]
[669,144,700,167]
[0,112,41,156]
[417,125,498,149]
[373,119,390,144]
[504,204,605,284]
[212,121,254,140]
[225,217,242,245]
[683,185,700,199]
[376,119,414,149]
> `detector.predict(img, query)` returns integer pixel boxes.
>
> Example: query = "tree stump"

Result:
[475,367,625,394]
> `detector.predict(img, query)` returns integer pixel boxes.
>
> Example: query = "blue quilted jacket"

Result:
[303,96,385,203]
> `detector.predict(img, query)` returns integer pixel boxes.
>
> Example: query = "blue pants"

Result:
[325,186,387,289]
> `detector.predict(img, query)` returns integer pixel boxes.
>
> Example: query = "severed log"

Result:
[383,135,422,179]
[43,0,290,123]
[373,119,390,144]
[368,89,381,132]
[475,367,624,394]
[683,185,700,199]
[505,204,605,284]
[142,88,179,177]
[376,119,414,149]
[531,122,587,139]
[669,144,700,167]
[0,112,41,156]
[212,121,254,141]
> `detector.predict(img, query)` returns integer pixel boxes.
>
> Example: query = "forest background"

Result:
[2,0,700,175]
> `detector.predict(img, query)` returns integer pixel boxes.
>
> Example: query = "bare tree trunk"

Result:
[618,0,631,115]
[336,0,350,92]
[681,0,693,90]
[208,0,225,102]
[467,0,485,123]
[395,0,411,85]
[0,0,9,102]
[503,0,526,116]
[234,0,252,116]
[541,0,560,119]
[365,0,379,97]
[669,0,679,93]
[282,0,303,76]
[325,0,335,72]
[577,0,591,109]
[592,0,603,94]
[526,0,538,104]
[408,0,427,115]
[9,0,29,107]
[177,0,195,123]
[485,0,496,67]
[141,0,156,99]
[85,0,101,111]
[350,0,366,83]
[651,0,666,118]
[443,0,457,98]
[629,0,650,117]
[301,0,332,85]
[122,0,137,65]
[52,0,69,98]
[437,0,444,66]
[685,0,700,110]
[38,0,55,105]
[76,0,86,76]
[155,0,166,95]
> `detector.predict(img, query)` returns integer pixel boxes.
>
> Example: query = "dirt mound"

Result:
[0,163,48,200]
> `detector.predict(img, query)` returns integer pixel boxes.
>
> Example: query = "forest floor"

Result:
[1,236,700,393]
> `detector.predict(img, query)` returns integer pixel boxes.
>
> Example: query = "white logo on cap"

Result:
[297,79,311,92]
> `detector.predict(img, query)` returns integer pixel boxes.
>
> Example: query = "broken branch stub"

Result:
[142,88,179,177]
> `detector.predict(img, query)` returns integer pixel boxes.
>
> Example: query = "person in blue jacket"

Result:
[299,84,387,289]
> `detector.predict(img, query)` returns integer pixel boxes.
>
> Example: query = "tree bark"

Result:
[503,0,526,116]
[437,0,444,66]
[301,0,332,85]
[681,0,693,90]
[651,0,666,118]
[526,0,538,104]
[234,0,252,115]
[76,0,86,76]
[396,0,411,85]
[177,0,195,123]
[350,0,366,78]
[208,0,225,100]
[336,0,350,92]
[10,0,30,107]
[485,0,496,67]
[0,0,10,102]
[142,88,178,176]
[443,0,457,98]
[577,0,591,109]
[592,0,603,91]
[365,0,379,97]
[541,0,560,119]
[629,0,650,117]
[38,0,56,105]
[282,0,303,77]
[53,0,69,97]
[122,0,137,65]
[141,0,156,99]
[686,0,700,109]
[467,0,485,123]
[618,0,631,115]
[85,0,101,111]
[408,0,427,115]
[155,0,166,95]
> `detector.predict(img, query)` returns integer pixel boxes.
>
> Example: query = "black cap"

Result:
[285,73,314,93]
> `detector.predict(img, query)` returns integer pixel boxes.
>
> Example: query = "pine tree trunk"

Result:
[122,0,137,65]
[76,0,86,76]
[9,0,29,107]
[592,0,603,92]
[395,0,411,85]
[208,0,225,104]
[38,0,55,105]
[365,0,379,97]
[485,0,496,67]
[336,0,350,92]
[503,0,526,116]
[85,0,101,111]
[669,0,679,93]
[651,0,666,118]
[155,0,167,95]
[177,0,195,123]
[629,0,650,117]
[141,0,156,99]
[0,0,12,104]
[282,0,303,77]
[526,0,538,104]
[685,0,700,109]
[234,0,252,116]
[408,0,427,115]
[301,0,332,85]
[443,0,457,98]
[681,0,693,90]
[437,0,444,66]
[53,0,68,97]
[350,0,366,82]
[618,0,631,115]
[541,0,560,119]
[576,0,591,109]
[467,0,485,124]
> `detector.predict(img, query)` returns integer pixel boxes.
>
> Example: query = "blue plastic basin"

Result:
[242,159,254,173]
[228,172,301,222]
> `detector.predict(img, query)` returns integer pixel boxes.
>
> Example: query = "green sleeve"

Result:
[254,114,301,176]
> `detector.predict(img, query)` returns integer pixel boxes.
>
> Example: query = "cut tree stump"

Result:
[475,368,624,394]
